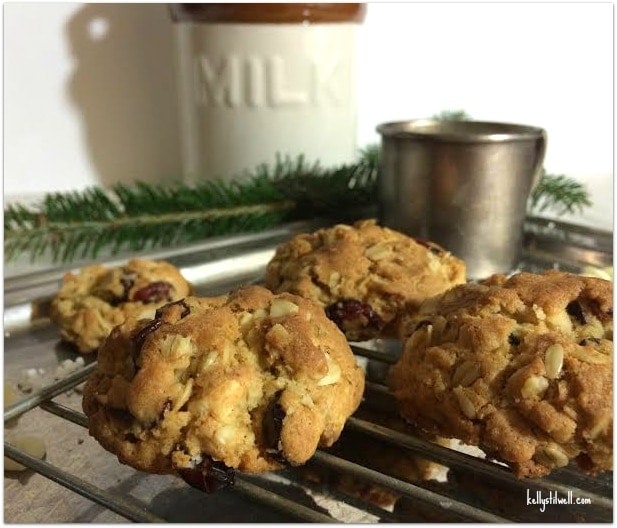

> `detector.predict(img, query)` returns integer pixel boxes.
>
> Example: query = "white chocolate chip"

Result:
[269,299,299,318]
[544,344,564,379]
[301,393,315,408]
[188,399,209,416]
[136,307,157,321]
[569,347,611,364]
[328,272,341,289]
[173,378,194,411]
[215,424,238,446]
[548,311,573,333]
[535,444,569,468]
[364,243,391,261]
[238,312,253,328]
[587,414,611,440]
[253,308,268,320]
[532,304,546,321]
[452,361,481,387]
[562,405,578,421]
[199,350,219,372]
[453,387,476,419]
[521,375,549,399]
[317,353,342,386]
[239,309,268,329]
[427,253,442,273]
[160,334,194,361]
[268,323,290,342]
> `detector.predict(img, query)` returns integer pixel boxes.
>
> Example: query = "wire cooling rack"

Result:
[4,217,613,523]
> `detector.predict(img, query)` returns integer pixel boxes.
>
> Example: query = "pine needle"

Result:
[529,169,592,215]
[4,151,378,263]
[4,143,591,264]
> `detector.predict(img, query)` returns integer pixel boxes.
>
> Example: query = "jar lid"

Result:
[169,3,366,24]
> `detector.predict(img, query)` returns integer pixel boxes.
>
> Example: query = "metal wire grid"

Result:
[4,343,613,523]
[4,217,613,522]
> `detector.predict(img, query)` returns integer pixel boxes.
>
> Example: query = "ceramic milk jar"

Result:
[169,3,366,182]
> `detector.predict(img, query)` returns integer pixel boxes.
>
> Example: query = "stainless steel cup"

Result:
[377,119,547,279]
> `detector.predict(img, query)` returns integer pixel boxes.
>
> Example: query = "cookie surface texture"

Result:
[82,286,365,475]
[264,219,466,341]
[50,259,193,353]
[388,271,613,478]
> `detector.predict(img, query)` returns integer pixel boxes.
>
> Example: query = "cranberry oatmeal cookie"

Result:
[264,219,466,341]
[50,259,193,353]
[388,271,613,478]
[82,286,364,488]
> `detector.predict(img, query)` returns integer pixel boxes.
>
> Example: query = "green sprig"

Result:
[4,136,592,264]
[528,169,592,215]
[4,151,379,263]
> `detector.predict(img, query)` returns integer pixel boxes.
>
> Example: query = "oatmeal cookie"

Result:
[264,219,466,341]
[50,259,193,353]
[388,271,613,478]
[82,286,365,482]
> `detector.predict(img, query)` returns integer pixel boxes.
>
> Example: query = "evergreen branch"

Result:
[4,151,378,263]
[528,169,592,215]
[431,109,472,121]
[5,202,292,263]
[4,132,592,265]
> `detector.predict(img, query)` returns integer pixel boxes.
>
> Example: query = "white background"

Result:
[3,2,614,229]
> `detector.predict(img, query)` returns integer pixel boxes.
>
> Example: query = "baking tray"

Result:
[4,216,613,523]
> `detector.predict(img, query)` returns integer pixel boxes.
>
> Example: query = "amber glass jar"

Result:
[169,4,366,181]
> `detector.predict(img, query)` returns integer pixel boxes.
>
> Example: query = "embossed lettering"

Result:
[246,55,265,107]
[312,56,342,104]
[193,54,346,109]
[195,55,241,107]
[267,56,309,106]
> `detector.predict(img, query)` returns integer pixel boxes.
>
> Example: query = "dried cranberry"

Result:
[155,299,190,320]
[132,319,163,363]
[579,337,601,346]
[109,276,135,306]
[575,452,595,472]
[109,408,134,425]
[566,301,586,325]
[414,238,445,255]
[325,299,384,341]
[178,456,235,494]
[263,391,287,463]
[124,433,139,444]
[120,275,135,299]
[414,320,433,332]
[132,300,190,368]
[160,398,173,418]
[132,281,173,304]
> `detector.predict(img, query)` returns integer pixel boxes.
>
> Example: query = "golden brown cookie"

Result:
[264,219,466,341]
[82,286,365,486]
[388,270,613,478]
[50,259,193,353]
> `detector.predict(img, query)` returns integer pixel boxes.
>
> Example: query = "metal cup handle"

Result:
[530,129,548,191]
